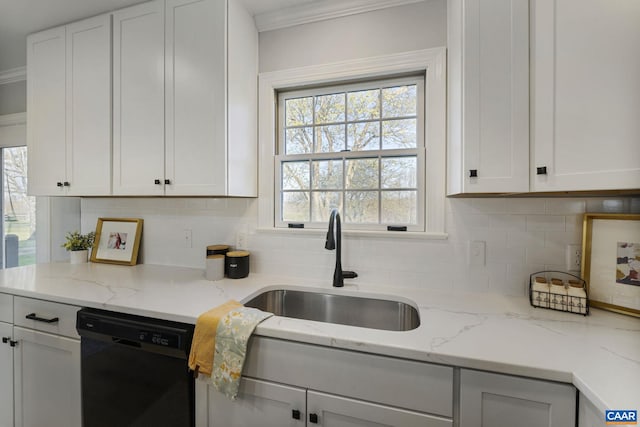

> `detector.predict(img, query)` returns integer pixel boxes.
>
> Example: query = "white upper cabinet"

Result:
[448,0,640,195]
[530,0,640,192]
[447,0,530,195]
[112,1,166,196]
[113,0,258,196]
[27,15,111,196]
[27,27,67,196]
[66,16,112,196]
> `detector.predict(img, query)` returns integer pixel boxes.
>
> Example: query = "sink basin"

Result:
[244,288,420,331]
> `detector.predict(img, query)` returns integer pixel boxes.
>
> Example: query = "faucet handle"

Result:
[343,271,358,279]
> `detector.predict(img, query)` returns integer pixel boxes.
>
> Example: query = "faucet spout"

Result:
[325,209,357,287]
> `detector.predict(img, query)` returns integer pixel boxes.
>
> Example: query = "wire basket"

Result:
[529,271,588,315]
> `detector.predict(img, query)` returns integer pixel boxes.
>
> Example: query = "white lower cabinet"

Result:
[208,378,305,426]
[206,337,453,427]
[12,297,81,427]
[208,377,451,427]
[578,392,602,427]
[0,322,13,427]
[306,390,450,427]
[459,369,576,427]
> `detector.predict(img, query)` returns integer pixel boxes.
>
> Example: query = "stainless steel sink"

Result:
[244,288,420,331]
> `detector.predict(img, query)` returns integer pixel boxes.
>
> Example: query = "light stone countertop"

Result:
[0,262,638,414]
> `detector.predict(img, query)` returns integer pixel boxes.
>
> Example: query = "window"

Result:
[2,146,36,267]
[276,76,425,231]
[258,48,447,236]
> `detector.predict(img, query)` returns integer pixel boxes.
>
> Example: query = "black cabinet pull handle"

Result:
[536,166,547,175]
[164,179,171,185]
[63,181,70,187]
[26,313,59,324]
[292,409,301,420]
[309,413,318,424]
[154,179,161,185]
[56,182,63,187]
[469,169,478,178]
[2,337,9,344]
[9,340,17,347]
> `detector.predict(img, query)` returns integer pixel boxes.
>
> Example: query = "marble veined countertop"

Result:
[0,262,637,414]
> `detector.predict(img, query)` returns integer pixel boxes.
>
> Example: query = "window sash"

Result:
[275,75,426,231]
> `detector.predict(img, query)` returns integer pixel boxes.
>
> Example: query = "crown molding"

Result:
[0,67,26,85]
[254,0,425,32]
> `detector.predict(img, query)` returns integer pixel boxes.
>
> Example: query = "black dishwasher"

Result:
[76,308,195,427]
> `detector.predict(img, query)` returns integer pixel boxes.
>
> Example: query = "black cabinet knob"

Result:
[9,340,17,347]
[536,166,547,175]
[154,179,161,185]
[469,169,478,178]
[63,181,70,187]
[309,413,318,424]
[292,409,301,420]
[56,182,63,187]
[1,337,9,344]
[164,179,171,185]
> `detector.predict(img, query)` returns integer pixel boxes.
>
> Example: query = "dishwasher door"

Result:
[77,308,195,427]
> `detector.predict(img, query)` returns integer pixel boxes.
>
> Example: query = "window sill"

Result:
[255,227,448,240]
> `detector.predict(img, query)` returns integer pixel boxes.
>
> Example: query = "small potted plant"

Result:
[62,231,95,264]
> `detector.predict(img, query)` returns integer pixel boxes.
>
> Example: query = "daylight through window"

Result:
[276,76,425,231]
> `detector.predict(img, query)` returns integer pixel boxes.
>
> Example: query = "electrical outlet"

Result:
[236,231,247,250]
[566,244,581,271]
[236,224,249,250]
[469,241,486,266]
[183,229,192,249]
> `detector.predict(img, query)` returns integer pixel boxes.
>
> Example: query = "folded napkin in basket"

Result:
[188,300,242,377]
[211,306,273,399]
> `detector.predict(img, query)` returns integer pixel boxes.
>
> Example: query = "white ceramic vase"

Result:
[69,249,88,264]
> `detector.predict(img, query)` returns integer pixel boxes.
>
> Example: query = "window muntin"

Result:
[276,76,425,231]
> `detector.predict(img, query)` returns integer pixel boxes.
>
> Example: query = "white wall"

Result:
[79,2,640,297]
[258,1,446,72]
[0,81,26,115]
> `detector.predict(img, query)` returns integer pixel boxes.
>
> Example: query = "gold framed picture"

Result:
[582,213,640,317]
[91,218,143,266]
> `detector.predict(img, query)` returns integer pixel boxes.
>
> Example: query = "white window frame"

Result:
[258,48,447,238]
[276,76,425,231]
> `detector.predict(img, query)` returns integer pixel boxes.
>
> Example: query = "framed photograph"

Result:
[91,218,143,266]
[582,213,640,317]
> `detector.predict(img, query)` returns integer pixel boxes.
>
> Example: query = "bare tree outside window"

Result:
[278,76,424,230]
[3,146,36,266]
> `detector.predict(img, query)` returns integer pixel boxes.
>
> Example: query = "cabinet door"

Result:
[578,392,602,427]
[66,14,112,196]
[208,377,305,427]
[307,390,452,427]
[531,0,640,191]
[165,0,227,196]
[13,326,81,427]
[113,0,165,195]
[447,0,529,194]
[459,369,575,427]
[0,322,13,427]
[26,26,67,196]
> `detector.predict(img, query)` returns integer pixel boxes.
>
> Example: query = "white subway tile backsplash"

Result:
[505,198,546,214]
[488,214,526,231]
[507,230,545,248]
[525,245,565,265]
[545,199,586,215]
[80,196,639,297]
[525,215,565,231]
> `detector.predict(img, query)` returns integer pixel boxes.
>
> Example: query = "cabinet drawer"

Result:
[14,297,80,339]
[0,293,12,323]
